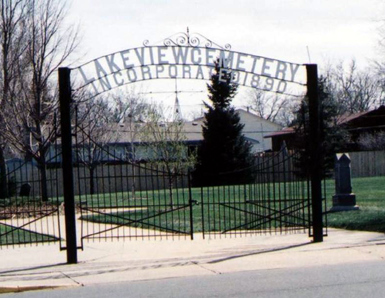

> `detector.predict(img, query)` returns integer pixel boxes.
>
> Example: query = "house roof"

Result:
[337,110,369,125]
[264,105,385,139]
[338,106,385,131]
[107,121,203,143]
[264,127,295,138]
[99,108,283,144]
[183,108,283,142]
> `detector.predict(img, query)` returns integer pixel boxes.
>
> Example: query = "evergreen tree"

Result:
[292,76,349,177]
[192,61,255,186]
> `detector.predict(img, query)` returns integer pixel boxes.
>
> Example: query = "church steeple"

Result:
[173,95,182,121]
[173,79,182,121]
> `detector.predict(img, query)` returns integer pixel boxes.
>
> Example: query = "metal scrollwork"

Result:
[224,43,232,50]
[143,29,232,50]
[204,40,213,48]
[188,34,200,47]
[175,34,188,46]
[163,38,174,47]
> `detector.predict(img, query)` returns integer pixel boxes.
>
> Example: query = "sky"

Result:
[66,0,385,119]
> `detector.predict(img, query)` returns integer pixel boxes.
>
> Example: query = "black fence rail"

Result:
[70,115,314,241]
[0,141,326,247]
[0,105,327,248]
[0,134,64,248]
[71,114,195,244]
[76,162,194,245]
[200,149,312,238]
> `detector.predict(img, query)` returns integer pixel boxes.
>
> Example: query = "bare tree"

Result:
[327,60,382,114]
[0,0,79,201]
[357,132,385,150]
[0,0,30,198]
[246,88,296,126]
[376,20,385,100]
[139,104,196,206]
[75,99,116,195]
[109,88,148,162]
[109,88,149,198]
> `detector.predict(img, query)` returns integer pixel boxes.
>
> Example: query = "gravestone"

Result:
[331,153,359,211]
[19,183,31,197]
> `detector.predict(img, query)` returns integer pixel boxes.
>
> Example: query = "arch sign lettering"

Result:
[71,30,307,97]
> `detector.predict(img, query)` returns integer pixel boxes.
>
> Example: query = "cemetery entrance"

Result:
[0,31,326,264]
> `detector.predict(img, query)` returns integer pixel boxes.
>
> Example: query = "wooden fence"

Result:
[5,161,188,198]
[348,151,385,178]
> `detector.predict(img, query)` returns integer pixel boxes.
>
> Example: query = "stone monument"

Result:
[331,153,359,211]
[19,183,31,197]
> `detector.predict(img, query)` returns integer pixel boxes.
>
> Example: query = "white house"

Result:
[182,108,283,153]
[44,108,283,165]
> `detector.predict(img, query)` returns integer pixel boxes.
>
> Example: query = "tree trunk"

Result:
[169,175,174,207]
[39,162,49,202]
[131,162,136,199]
[0,147,8,199]
[90,167,95,195]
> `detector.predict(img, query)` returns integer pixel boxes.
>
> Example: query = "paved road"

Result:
[4,260,385,298]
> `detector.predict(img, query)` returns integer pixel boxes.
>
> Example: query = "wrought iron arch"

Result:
[58,30,324,264]
[69,30,307,100]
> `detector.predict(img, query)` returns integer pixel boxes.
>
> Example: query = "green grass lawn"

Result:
[0,224,59,245]
[326,176,385,233]
[3,175,384,245]
[0,198,61,245]
[80,182,310,234]
[80,176,385,234]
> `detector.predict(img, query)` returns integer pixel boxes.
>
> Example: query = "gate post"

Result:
[59,67,78,264]
[306,64,323,243]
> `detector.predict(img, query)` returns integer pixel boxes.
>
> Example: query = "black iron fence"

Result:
[76,162,194,244]
[0,143,321,248]
[200,149,312,238]
[0,134,64,247]
[0,64,326,256]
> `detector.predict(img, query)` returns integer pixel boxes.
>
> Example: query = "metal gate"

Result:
[200,149,312,238]
[69,105,315,243]
[57,64,325,263]
[0,139,320,248]
[69,101,196,244]
[0,120,65,249]
[0,55,325,265]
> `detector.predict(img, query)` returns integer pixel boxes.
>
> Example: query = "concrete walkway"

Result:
[0,229,385,291]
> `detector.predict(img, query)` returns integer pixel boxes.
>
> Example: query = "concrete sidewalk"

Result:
[1,229,385,290]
